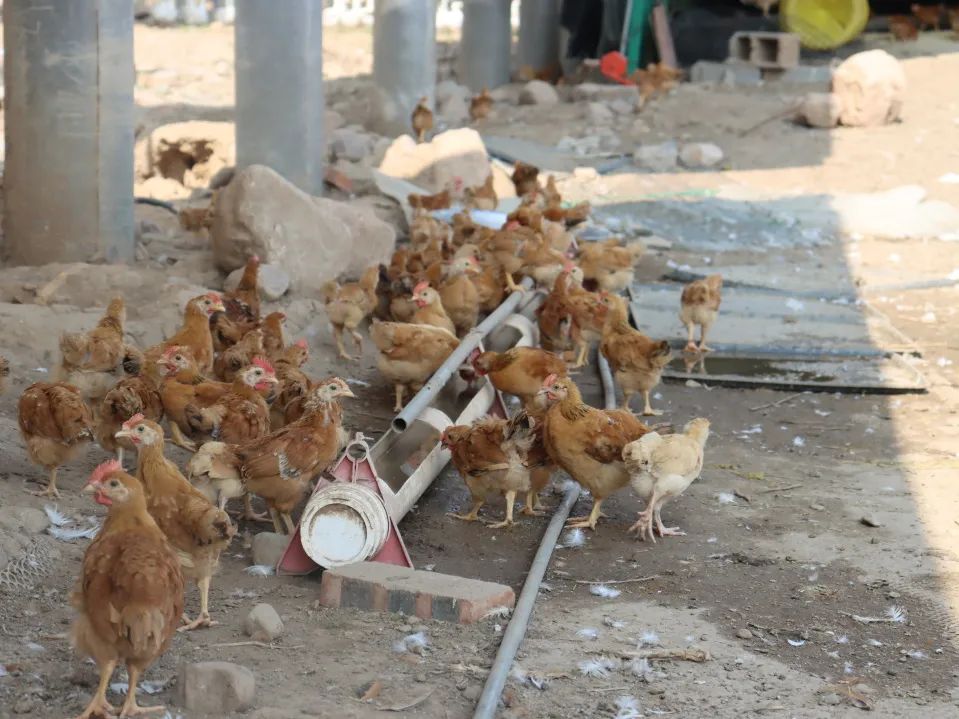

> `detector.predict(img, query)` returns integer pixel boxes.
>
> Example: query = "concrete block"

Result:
[319,562,515,624]
[729,31,801,70]
[690,60,761,87]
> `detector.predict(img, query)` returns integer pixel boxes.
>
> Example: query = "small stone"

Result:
[609,99,635,116]
[519,80,559,106]
[325,109,345,132]
[819,693,842,706]
[860,515,881,528]
[631,117,651,134]
[736,628,753,640]
[648,687,666,696]
[585,102,614,125]
[398,623,413,633]
[678,142,724,169]
[463,685,482,702]
[330,128,374,163]
[13,696,37,714]
[224,263,291,301]
[178,661,255,714]
[887,591,901,599]
[887,668,898,676]
[809,503,825,511]
[245,603,284,641]
[854,683,875,695]
[633,140,678,172]
[414,673,427,683]
[438,94,470,125]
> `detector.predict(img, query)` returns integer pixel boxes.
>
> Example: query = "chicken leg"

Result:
[31,467,60,498]
[565,498,606,530]
[698,322,714,352]
[239,493,271,523]
[281,512,297,535]
[349,329,364,358]
[488,490,517,529]
[653,500,685,538]
[74,658,117,719]
[117,447,125,468]
[642,390,663,417]
[179,576,215,631]
[449,498,484,522]
[684,322,697,353]
[119,664,166,717]
[269,507,285,534]
[521,490,544,516]
[331,324,354,361]
[393,384,406,413]
[628,490,659,543]
[167,423,197,452]
[573,341,589,369]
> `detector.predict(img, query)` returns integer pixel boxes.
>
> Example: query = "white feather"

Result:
[244,564,275,576]
[603,616,626,629]
[717,492,737,505]
[577,656,620,678]
[787,638,805,647]
[43,504,70,526]
[392,631,429,654]
[561,528,586,548]
[614,695,642,719]
[48,524,99,541]
[590,584,621,599]
[576,627,599,640]
[640,631,660,646]
[886,605,907,623]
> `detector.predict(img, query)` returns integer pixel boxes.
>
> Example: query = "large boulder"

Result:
[377,128,493,194]
[519,80,559,105]
[211,165,395,292]
[135,121,235,189]
[831,50,906,127]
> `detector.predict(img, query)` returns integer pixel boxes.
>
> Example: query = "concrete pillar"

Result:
[3,0,135,265]
[459,0,512,91]
[372,0,436,136]
[235,0,325,194]
[519,0,561,77]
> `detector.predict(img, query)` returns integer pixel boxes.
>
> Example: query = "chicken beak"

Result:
[114,429,132,440]
[341,386,356,398]
[81,483,97,495]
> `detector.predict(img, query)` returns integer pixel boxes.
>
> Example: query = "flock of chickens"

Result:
[889,4,959,40]
[0,157,724,718]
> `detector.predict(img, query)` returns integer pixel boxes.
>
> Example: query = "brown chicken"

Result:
[184,359,278,445]
[411,96,434,142]
[632,62,683,102]
[157,346,231,451]
[71,461,184,719]
[472,257,508,313]
[57,297,128,407]
[96,374,164,466]
[442,412,538,528]
[566,284,612,368]
[370,320,460,411]
[537,265,585,358]
[261,311,287,360]
[469,87,493,121]
[141,293,225,386]
[117,416,236,630]
[188,378,355,534]
[889,14,920,39]
[600,295,672,416]
[463,173,498,211]
[269,339,313,428]
[410,282,457,335]
[680,274,723,352]
[578,239,644,293]
[213,328,264,382]
[436,256,481,336]
[911,3,943,30]
[323,265,379,360]
[511,161,540,198]
[472,347,568,409]
[408,188,452,213]
[539,375,649,530]
[18,382,94,497]
[211,256,261,352]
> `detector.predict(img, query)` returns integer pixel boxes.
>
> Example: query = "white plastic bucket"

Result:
[299,483,391,568]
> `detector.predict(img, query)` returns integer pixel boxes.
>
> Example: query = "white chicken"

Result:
[622,418,710,542]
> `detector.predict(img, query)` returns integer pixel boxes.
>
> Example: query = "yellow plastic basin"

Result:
[780,0,870,50]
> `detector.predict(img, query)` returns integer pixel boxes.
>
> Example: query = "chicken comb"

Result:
[89,459,122,486]
[161,345,184,359]
[542,373,558,387]
[121,413,145,431]
[252,357,275,375]
[413,280,430,295]
[295,339,308,350]
[205,291,222,301]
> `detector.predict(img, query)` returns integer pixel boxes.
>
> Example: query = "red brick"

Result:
[319,562,515,624]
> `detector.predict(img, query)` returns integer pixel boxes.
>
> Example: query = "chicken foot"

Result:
[30,467,60,498]
[684,322,698,353]
[641,390,663,417]
[331,324,355,361]
[488,490,517,529]
[698,322,714,353]
[119,665,166,717]
[654,502,685,538]
[565,499,606,530]
[178,576,216,632]
[572,342,589,369]
[505,274,526,294]
[521,490,545,516]
[349,328,364,357]
[74,658,117,719]
[449,499,484,522]
[234,493,271,523]
[167,423,197,453]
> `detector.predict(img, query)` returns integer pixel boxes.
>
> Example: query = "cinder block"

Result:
[690,60,761,87]
[319,562,515,624]
[729,31,801,70]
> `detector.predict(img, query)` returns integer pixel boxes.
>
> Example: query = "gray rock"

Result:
[569,83,640,104]
[633,140,678,172]
[13,695,37,714]
[252,532,290,567]
[178,661,255,715]
[799,92,842,129]
[585,102,614,125]
[679,142,724,169]
[438,93,470,125]
[377,128,491,194]
[0,507,50,535]
[224,263,290,301]
[519,80,559,106]
[819,693,842,706]
[735,628,753,640]
[244,603,284,641]
[832,49,905,127]
[330,128,374,163]
[135,120,235,188]
[211,165,395,293]
[463,685,483,702]
[435,80,471,108]
[325,109,345,132]
[609,98,636,115]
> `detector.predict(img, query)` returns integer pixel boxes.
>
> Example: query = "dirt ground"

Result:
[2,22,959,719]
